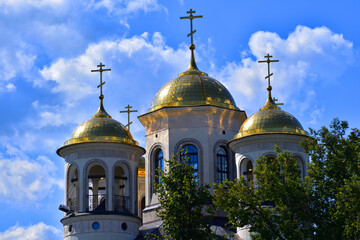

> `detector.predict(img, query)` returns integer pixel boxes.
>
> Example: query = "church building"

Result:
[57,9,309,240]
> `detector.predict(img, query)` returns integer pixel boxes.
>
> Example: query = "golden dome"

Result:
[234,97,308,139]
[148,45,238,112]
[63,101,139,147]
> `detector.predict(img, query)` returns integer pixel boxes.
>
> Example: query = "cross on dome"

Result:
[120,104,138,132]
[180,9,203,72]
[258,53,279,89]
[180,8,203,46]
[258,54,281,110]
[91,62,111,99]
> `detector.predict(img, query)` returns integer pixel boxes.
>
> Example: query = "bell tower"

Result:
[228,54,309,239]
[57,63,145,240]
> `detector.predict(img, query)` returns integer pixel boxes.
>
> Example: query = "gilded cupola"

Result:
[148,10,238,113]
[63,99,138,147]
[233,54,308,140]
[58,63,139,151]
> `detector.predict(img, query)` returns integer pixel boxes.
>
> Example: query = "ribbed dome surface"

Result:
[234,98,308,139]
[64,102,138,147]
[149,71,238,112]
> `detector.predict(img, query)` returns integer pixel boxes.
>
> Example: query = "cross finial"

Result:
[180,9,203,72]
[120,104,138,132]
[91,62,111,100]
[258,54,279,89]
[180,8,203,46]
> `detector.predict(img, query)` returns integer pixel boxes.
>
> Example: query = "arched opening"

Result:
[67,165,78,213]
[140,196,146,222]
[180,144,198,179]
[154,149,163,184]
[216,146,229,184]
[88,164,106,211]
[240,159,253,184]
[295,157,305,179]
[141,196,146,212]
[114,164,129,212]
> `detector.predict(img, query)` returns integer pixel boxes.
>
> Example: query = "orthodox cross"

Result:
[273,97,284,106]
[91,62,111,98]
[258,53,279,87]
[120,104,138,132]
[180,8,203,45]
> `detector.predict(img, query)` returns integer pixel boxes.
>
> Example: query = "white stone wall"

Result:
[229,134,309,178]
[58,142,145,240]
[61,214,141,240]
[138,106,246,222]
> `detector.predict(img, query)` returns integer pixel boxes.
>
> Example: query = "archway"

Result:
[114,164,129,212]
[67,165,78,213]
[88,164,106,211]
[240,158,253,184]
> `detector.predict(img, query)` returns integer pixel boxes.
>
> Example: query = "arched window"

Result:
[67,165,78,214]
[216,146,229,184]
[245,161,254,183]
[241,159,253,184]
[296,157,305,179]
[114,165,129,212]
[88,164,106,211]
[180,144,198,177]
[154,149,164,184]
[141,196,146,213]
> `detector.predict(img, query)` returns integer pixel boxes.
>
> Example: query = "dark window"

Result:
[180,144,198,178]
[242,160,253,184]
[141,196,146,212]
[154,149,163,184]
[216,146,229,184]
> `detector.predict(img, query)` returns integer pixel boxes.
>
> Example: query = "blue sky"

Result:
[0,0,359,239]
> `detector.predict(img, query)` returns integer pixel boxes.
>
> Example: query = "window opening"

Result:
[216,146,229,183]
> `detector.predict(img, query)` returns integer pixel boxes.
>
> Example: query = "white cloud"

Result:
[35,32,191,146]
[309,106,325,125]
[5,83,16,92]
[0,145,62,204]
[0,43,37,89]
[40,32,188,101]
[217,25,354,120]
[82,0,167,27]
[0,0,65,10]
[0,222,61,240]
[86,0,165,15]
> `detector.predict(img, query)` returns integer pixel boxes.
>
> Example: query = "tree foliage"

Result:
[214,119,360,240]
[302,119,360,239]
[214,146,312,240]
[146,155,215,240]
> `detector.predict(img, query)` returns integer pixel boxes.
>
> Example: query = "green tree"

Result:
[302,119,360,239]
[146,155,215,240]
[214,146,313,240]
[214,119,360,240]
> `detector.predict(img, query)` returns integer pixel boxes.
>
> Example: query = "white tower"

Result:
[138,9,246,234]
[57,63,145,240]
[227,54,309,240]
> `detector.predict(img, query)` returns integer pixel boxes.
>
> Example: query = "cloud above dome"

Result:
[217,25,355,125]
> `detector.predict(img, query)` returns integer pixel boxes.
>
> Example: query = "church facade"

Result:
[57,9,309,240]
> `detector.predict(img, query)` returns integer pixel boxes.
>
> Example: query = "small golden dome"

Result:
[234,97,308,139]
[149,45,238,112]
[63,101,139,147]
